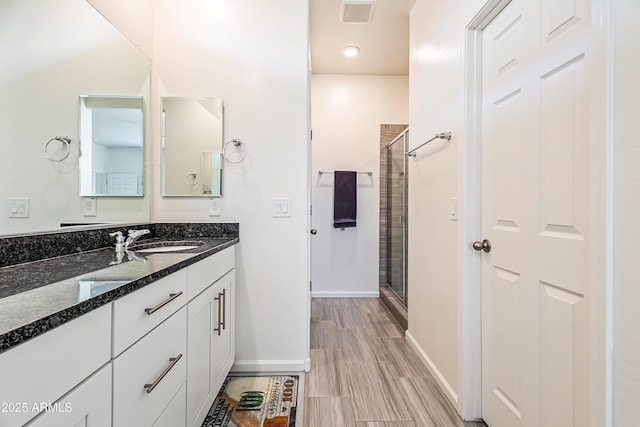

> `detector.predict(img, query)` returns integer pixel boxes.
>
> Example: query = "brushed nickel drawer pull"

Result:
[144,353,183,394]
[144,291,183,315]
[221,288,226,330]
[214,294,222,336]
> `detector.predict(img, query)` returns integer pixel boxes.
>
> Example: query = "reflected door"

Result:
[386,133,408,306]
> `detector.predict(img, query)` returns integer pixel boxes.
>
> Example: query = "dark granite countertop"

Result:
[0,223,239,354]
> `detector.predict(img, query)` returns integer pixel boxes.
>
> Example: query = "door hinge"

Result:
[310,130,313,141]
[310,281,312,291]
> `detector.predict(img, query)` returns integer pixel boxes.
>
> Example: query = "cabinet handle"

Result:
[221,288,226,330]
[214,293,222,336]
[144,353,183,394]
[144,291,183,315]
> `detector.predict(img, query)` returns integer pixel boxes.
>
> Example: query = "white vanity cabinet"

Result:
[214,271,235,387]
[113,307,187,427]
[111,268,188,427]
[112,269,188,357]
[186,246,235,427]
[26,364,112,427]
[0,244,236,427]
[0,304,111,427]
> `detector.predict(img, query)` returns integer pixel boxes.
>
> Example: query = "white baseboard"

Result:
[406,330,459,408]
[311,290,380,298]
[231,359,307,373]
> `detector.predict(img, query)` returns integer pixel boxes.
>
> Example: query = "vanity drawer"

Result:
[113,307,187,427]
[187,246,234,300]
[113,269,187,356]
[153,382,186,427]
[0,304,111,427]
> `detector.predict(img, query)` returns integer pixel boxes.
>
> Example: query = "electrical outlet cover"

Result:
[83,197,97,217]
[209,199,222,216]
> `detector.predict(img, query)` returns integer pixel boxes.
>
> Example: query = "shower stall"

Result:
[380,127,409,310]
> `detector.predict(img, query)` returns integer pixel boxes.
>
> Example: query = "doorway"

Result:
[380,126,409,313]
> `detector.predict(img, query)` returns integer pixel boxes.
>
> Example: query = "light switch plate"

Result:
[450,197,458,221]
[272,198,292,217]
[83,197,97,217]
[8,198,29,218]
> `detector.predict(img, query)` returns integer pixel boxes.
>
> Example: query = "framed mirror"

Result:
[161,97,223,197]
[0,0,151,235]
[79,96,144,197]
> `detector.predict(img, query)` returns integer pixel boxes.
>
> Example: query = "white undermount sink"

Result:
[136,245,199,253]
[130,240,205,253]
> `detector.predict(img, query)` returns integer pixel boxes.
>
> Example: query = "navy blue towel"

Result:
[333,171,357,228]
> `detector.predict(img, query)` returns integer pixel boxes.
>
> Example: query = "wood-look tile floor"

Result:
[304,298,487,427]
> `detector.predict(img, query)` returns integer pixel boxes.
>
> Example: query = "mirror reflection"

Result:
[161,97,223,197]
[79,96,144,197]
[0,0,151,235]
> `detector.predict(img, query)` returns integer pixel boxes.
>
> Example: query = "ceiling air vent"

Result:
[340,0,376,24]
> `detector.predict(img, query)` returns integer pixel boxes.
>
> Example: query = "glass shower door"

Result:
[386,132,408,306]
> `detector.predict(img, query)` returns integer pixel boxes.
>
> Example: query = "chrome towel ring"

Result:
[222,138,247,164]
[186,173,199,186]
[44,136,71,162]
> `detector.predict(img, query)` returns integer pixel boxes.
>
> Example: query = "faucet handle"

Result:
[128,228,150,235]
[109,231,125,243]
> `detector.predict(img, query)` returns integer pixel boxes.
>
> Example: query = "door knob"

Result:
[472,239,491,253]
[310,229,317,235]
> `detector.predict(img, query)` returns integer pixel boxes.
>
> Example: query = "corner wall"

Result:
[152,0,310,370]
[407,0,487,410]
[310,74,408,297]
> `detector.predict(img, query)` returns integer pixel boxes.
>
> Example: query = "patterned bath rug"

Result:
[202,375,299,427]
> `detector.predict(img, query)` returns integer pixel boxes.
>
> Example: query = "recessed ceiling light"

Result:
[343,46,360,57]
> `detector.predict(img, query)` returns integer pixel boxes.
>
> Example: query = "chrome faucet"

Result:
[124,229,150,250]
[109,231,126,252]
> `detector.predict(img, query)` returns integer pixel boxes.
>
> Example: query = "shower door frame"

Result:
[384,128,409,307]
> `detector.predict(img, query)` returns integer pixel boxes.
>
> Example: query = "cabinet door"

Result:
[186,285,218,427]
[214,271,235,390]
[26,364,112,427]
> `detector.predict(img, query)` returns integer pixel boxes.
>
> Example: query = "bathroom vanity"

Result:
[0,223,238,427]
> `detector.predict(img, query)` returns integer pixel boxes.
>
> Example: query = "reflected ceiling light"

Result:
[342,46,360,57]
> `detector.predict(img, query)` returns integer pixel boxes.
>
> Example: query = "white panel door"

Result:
[480,0,590,426]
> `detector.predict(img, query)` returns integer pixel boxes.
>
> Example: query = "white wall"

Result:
[310,75,408,297]
[407,0,487,410]
[87,0,154,58]
[613,0,640,424]
[152,0,310,371]
[0,0,151,235]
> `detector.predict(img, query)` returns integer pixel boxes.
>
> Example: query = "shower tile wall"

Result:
[379,124,408,287]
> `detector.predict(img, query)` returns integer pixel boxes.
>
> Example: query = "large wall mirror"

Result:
[0,0,151,235]
[161,97,223,197]
[79,96,144,197]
